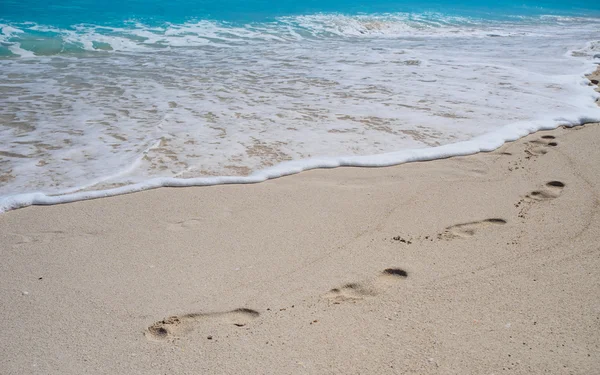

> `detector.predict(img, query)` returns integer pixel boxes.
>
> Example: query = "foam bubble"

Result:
[1,25,24,35]
[7,43,36,57]
[0,24,35,57]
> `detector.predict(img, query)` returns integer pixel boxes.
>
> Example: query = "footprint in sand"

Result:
[525,135,558,156]
[516,181,566,218]
[5,230,98,245]
[441,218,507,239]
[526,181,566,201]
[165,218,204,232]
[146,308,260,341]
[323,268,408,304]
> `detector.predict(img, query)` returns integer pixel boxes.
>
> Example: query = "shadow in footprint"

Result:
[146,308,259,341]
[382,268,408,278]
[527,181,565,201]
[324,268,408,304]
[442,218,507,239]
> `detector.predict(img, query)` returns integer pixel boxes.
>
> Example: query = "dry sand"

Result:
[1,80,600,373]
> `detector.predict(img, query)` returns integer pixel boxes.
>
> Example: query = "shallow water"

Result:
[1,2,600,211]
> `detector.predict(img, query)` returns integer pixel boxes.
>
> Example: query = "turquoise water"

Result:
[1,1,600,212]
[2,0,600,26]
[2,0,600,56]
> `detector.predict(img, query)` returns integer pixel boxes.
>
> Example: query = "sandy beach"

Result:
[1,75,600,373]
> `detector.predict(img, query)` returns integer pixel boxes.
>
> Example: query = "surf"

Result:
[1,4,600,212]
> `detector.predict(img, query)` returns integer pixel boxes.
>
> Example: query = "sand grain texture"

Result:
[1,122,600,374]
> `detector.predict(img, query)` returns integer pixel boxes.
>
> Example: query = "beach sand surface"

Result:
[1,120,600,373]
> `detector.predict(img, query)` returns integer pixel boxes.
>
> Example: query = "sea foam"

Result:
[0,14,599,213]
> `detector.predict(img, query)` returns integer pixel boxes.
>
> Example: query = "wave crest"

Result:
[2,13,599,57]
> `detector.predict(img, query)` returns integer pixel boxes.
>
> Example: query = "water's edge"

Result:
[1,112,598,214]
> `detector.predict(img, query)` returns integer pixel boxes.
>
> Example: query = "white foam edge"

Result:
[7,43,36,57]
[2,108,599,214]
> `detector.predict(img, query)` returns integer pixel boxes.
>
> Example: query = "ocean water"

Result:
[1,1,600,211]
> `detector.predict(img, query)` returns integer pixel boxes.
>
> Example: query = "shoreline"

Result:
[3,118,600,215]
[1,117,599,373]
[2,66,600,214]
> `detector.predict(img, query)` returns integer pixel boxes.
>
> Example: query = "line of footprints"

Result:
[436,179,565,239]
[441,180,565,238]
[146,134,565,343]
[146,268,409,342]
[438,133,565,240]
